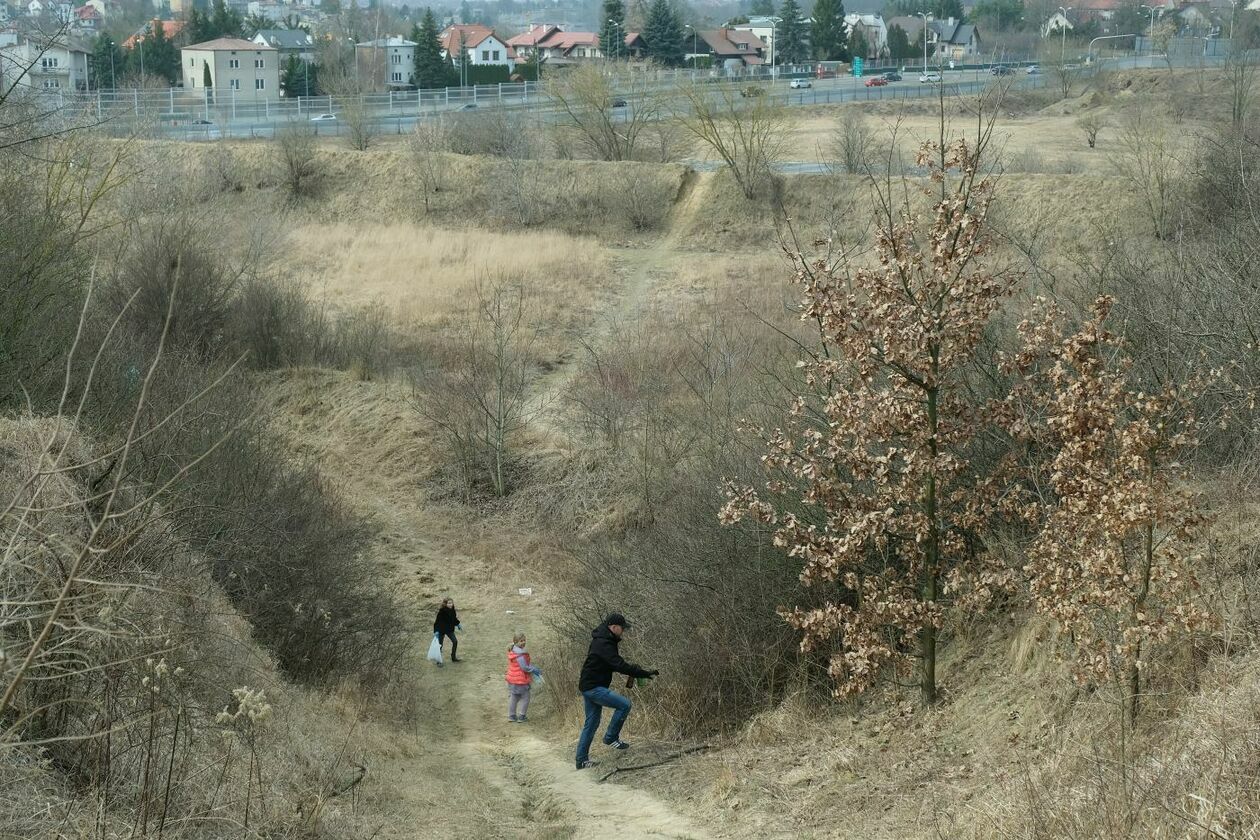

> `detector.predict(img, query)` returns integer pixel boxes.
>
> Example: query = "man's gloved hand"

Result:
[647,669,660,677]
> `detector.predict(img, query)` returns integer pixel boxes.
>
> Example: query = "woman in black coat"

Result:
[434,597,461,662]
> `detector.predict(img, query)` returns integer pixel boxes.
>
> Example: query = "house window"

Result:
[229,58,239,68]
[42,78,59,88]
[255,78,265,89]
[391,53,401,64]
[254,58,265,68]
[492,49,499,60]
[481,49,488,61]
[189,57,194,66]
[230,78,239,89]
[390,71,402,81]
[41,56,58,68]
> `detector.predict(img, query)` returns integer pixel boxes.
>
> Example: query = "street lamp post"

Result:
[918,11,928,75]
[1140,4,1158,54]
[607,19,621,62]
[767,16,781,79]
[1059,6,1072,64]
[684,23,697,70]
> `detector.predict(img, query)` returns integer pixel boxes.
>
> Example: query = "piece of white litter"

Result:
[518,587,533,597]
[505,610,516,615]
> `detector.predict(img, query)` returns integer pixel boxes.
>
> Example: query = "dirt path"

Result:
[263,171,717,839]
[265,380,711,840]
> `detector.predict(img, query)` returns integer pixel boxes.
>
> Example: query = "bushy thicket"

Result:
[540,311,828,732]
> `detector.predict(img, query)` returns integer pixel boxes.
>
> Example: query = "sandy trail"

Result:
[264,212,712,836]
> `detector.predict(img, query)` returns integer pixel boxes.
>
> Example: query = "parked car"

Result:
[611,98,628,107]
[919,72,941,83]
[789,78,812,89]
[1026,64,1041,75]
[740,85,765,98]
[882,71,902,81]
[310,113,337,122]
[864,76,888,87]
[991,64,1015,76]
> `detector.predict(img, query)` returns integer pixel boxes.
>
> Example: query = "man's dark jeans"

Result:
[575,686,631,765]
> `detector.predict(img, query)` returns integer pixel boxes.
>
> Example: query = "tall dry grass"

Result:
[283,224,614,357]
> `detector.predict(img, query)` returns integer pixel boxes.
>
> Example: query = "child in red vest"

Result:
[506,631,542,723]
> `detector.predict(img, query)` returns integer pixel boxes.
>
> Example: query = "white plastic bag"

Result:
[427,632,443,665]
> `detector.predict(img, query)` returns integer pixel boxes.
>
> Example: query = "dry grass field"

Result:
[13,66,1258,839]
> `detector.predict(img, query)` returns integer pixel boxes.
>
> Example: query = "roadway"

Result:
[154,65,1033,142]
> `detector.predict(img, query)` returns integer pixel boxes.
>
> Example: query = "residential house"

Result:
[181,37,278,99]
[928,18,981,58]
[72,4,100,30]
[535,30,598,60]
[1176,3,1217,34]
[844,13,888,55]
[508,25,645,62]
[622,31,645,59]
[694,27,765,66]
[123,18,184,49]
[730,16,775,62]
[355,36,415,89]
[439,23,513,68]
[505,22,559,60]
[0,31,90,89]
[1041,9,1072,36]
[252,28,314,62]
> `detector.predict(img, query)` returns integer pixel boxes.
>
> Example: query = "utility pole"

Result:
[684,23,696,70]
[918,11,928,75]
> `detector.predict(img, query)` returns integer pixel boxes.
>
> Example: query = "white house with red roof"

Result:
[72,4,100,30]
[508,24,646,62]
[439,23,513,68]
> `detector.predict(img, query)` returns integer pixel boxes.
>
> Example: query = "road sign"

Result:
[853,57,863,77]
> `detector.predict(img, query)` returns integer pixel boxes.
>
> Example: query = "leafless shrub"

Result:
[830,108,876,173]
[546,64,664,161]
[411,283,541,499]
[1109,107,1183,239]
[678,84,788,200]
[275,123,320,199]
[1078,112,1105,148]
[410,121,448,212]
[444,109,537,159]
[637,116,695,163]
[607,167,676,231]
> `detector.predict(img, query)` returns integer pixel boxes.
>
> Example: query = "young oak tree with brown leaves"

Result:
[1005,296,1214,725]
[721,132,1017,704]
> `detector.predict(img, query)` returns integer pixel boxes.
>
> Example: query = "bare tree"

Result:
[829,108,877,173]
[1077,112,1105,148]
[409,121,448,213]
[678,83,788,200]
[1109,107,1182,239]
[411,283,540,498]
[275,123,320,199]
[1224,48,1259,127]
[545,63,661,161]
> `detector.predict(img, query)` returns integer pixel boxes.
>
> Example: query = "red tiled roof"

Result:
[184,37,274,51]
[538,30,599,50]
[75,5,101,19]
[506,24,558,47]
[439,24,498,53]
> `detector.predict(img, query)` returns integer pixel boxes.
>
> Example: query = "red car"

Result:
[864,76,888,87]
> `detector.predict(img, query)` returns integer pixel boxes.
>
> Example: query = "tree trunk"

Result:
[921,379,940,705]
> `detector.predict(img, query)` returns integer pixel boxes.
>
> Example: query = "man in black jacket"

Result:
[575,613,658,770]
